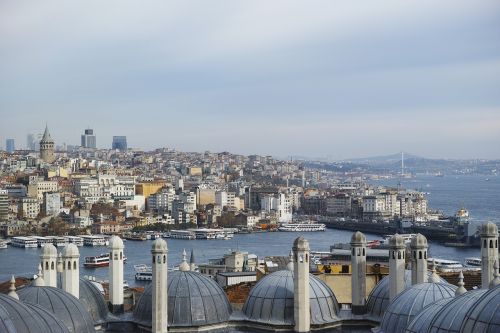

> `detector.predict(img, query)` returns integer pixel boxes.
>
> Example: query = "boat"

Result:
[367,240,381,248]
[81,235,107,246]
[45,236,68,247]
[11,236,38,248]
[194,229,218,239]
[64,236,84,246]
[465,257,481,267]
[134,264,152,281]
[84,253,127,268]
[31,236,53,247]
[124,232,147,241]
[169,230,196,240]
[278,223,326,232]
[0,241,7,249]
[380,234,416,245]
[428,258,464,272]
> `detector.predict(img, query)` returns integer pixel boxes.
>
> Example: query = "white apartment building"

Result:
[216,191,241,210]
[261,193,292,223]
[362,196,386,213]
[19,197,39,219]
[44,192,61,217]
[74,175,135,203]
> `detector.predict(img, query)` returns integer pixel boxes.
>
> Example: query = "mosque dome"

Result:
[0,294,69,333]
[389,234,405,247]
[134,270,232,328]
[460,284,500,332]
[17,285,95,333]
[351,231,366,244]
[410,234,427,248]
[480,221,498,236]
[151,238,167,251]
[404,298,453,333]
[79,278,109,325]
[61,243,79,257]
[41,243,58,257]
[377,282,456,333]
[423,288,488,333]
[242,269,339,326]
[366,270,448,320]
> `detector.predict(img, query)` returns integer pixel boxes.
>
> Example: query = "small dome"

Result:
[425,288,487,333]
[79,278,109,325]
[480,222,498,237]
[404,298,452,333]
[61,243,79,257]
[151,238,168,252]
[41,244,58,257]
[108,235,124,250]
[17,285,95,333]
[293,236,309,250]
[0,294,69,333]
[243,270,339,326]
[460,284,500,332]
[410,234,427,248]
[351,231,366,244]
[377,282,456,333]
[134,270,231,327]
[389,234,405,248]
[366,270,449,320]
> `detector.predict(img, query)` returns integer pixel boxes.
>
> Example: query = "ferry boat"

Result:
[194,229,218,239]
[84,253,127,268]
[11,236,38,248]
[380,234,417,245]
[64,236,84,246]
[278,223,326,232]
[124,232,148,241]
[0,241,7,249]
[428,258,464,273]
[145,232,161,240]
[31,236,53,247]
[134,264,152,281]
[465,257,481,267]
[169,230,196,240]
[46,236,68,247]
[81,235,107,246]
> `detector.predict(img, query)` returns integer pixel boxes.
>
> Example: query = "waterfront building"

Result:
[112,136,127,150]
[40,125,55,163]
[81,128,97,149]
[326,193,352,217]
[5,139,15,153]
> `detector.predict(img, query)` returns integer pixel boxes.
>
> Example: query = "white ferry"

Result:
[31,236,53,247]
[81,235,107,246]
[278,223,326,232]
[380,234,417,245]
[64,236,84,246]
[134,264,152,281]
[0,240,7,249]
[46,236,68,247]
[169,230,196,240]
[465,257,481,267]
[84,253,127,268]
[193,229,218,239]
[11,236,38,248]
[428,258,464,273]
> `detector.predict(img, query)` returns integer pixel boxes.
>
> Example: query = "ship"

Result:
[83,253,127,268]
[278,223,326,232]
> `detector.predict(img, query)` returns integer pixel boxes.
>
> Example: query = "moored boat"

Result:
[84,253,127,268]
[278,223,326,232]
[464,257,481,267]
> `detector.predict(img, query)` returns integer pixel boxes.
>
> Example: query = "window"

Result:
[419,251,422,260]
[45,262,49,270]
[67,261,71,270]
[398,251,401,259]
[73,261,77,270]
[362,248,365,256]
[51,262,54,270]
[490,240,494,249]
[153,255,155,264]
[163,255,166,263]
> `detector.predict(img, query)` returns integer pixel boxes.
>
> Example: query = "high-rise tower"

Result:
[40,125,55,163]
[81,128,97,149]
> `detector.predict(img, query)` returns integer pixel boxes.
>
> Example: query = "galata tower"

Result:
[40,125,55,163]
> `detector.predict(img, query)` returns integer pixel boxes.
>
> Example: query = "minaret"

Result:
[152,238,168,333]
[189,249,196,272]
[108,236,124,313]
[410,234,428,285]
[179,249,190,272]
[389,234,405,301]
[40,244,58,288]
[455,271,467,296]
[293,237,310,333]
[61,244,79,298]
[8,276,19,300]
[481,222,499,289]
[40,124,55,163]
[350,231,367,314]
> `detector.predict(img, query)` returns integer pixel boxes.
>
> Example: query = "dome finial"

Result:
[489,260,500,288]
[287,250,294,271]
[455,270,467,295]
[33,263,46,286]
[430,259,440,283]
[179,248,190,271]
[8,275,19,300]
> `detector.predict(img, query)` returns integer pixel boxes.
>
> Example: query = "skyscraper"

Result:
[27,134,35,151]
[112,136,127,151]
[6,139,15,153]
[81,128,97,148]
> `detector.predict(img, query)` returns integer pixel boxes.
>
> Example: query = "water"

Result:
[0,174,498,285]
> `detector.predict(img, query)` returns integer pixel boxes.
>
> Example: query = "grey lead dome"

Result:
[134,270,231,328]
[460,284,500,333]
[79,278,109,325]
[242,269,339,326]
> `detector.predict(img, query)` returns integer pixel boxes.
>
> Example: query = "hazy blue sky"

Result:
[1,1,499,159]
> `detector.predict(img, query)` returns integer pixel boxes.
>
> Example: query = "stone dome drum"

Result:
[108,235,124,249]
[410,234,427,248]
[389,234,405,247]
[351,231,366,244]
[366,270,448,320]
[480,221,498,236]
[242,270,339,326]
[0,294,69,333]
[17,285,95,333]
[61,243,79,257]
[134,270,232,328]
[377,282,457,333]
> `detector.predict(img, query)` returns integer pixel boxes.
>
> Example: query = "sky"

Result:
[1,1,500,160]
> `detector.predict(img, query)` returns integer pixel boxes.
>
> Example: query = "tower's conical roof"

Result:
[41,125,53,143]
